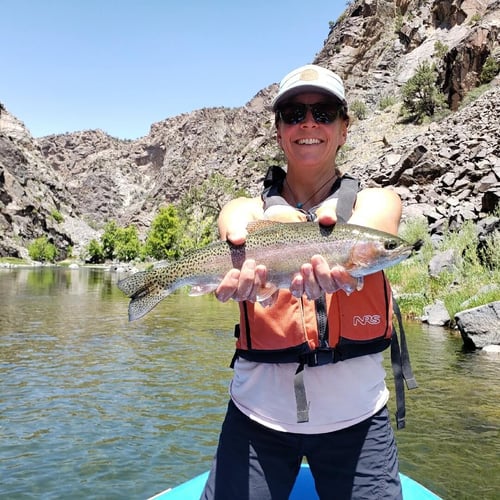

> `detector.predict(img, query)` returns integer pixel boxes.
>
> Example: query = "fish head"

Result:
[347,236,414,276]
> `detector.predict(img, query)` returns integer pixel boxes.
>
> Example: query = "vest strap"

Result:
[314,294,329,348]
[294,363,310,423]
[390,297,418,429]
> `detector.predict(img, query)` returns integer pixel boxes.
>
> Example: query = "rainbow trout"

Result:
[118,221,415,321]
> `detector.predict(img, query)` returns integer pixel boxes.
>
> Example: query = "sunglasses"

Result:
[276,102,342,125]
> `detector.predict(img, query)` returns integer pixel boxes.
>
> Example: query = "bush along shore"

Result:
[387,216,500,351]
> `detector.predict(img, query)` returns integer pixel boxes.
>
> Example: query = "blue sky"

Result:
[1,1,347,139]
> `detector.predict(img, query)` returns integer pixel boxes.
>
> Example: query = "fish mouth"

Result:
[412,240,424,253]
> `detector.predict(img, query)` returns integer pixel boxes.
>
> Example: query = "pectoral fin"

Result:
[188,284,219,296]
[255,283,279,306]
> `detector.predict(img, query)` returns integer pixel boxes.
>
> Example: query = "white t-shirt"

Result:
[230,353,389,434]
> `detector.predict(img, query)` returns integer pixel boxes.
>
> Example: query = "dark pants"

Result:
[201,400,402,500]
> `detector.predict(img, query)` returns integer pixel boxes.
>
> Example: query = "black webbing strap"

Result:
[390,297,418,429]
[315,294,330,349]
[333,175,359,224]
[294,363,310,423]
[293,294,330,423]
[394,298,418,390]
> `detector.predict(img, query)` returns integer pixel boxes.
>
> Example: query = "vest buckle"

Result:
[303,348,338,367]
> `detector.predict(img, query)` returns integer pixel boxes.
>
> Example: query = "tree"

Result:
[114,226,141,261]
[96,221,142,262]
[144,205,183,260]
[480,56,499,84]
[401,61,447,122]
[28,236,58,262]
[101,221,119,260]
[178,172,248,247]
[85,238,105,263]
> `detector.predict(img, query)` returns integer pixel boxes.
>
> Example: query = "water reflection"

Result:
[0,268,498,499]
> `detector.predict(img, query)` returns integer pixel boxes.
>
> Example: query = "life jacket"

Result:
[231,166,417,428]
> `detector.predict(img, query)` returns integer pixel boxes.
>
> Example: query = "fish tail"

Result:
[117,270,173,321]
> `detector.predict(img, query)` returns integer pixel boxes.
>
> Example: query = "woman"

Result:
[201,64,403,500]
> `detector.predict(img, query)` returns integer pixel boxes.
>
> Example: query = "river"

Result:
[0,267,498,499]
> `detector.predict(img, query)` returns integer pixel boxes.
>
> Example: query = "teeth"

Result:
[297,138,321,145]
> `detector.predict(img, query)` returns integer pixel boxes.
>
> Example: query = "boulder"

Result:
[455,301,500,349]
[422,299,451,326]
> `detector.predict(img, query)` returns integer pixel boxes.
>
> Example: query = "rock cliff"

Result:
[0,0,499,259]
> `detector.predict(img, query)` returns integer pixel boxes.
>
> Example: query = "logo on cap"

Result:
[299,69,319,82]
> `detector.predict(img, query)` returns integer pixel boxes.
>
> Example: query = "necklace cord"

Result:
[285,173,337,209]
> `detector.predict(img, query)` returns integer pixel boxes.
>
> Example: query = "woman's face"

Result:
[276,92,348,171]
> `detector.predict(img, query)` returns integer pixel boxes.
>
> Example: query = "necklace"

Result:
[285,173,337,209]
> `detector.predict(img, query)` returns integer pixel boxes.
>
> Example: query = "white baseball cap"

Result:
[271,64,347,111]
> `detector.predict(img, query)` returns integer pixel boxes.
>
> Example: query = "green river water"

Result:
[0,267,498,499]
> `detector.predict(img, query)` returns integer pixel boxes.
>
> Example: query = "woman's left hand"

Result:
[288,203,360,299]
[290,257,361,299]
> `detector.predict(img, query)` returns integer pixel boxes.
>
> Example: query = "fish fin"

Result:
[255,283,279,302]
[117,271,150,297]
[128,290,169,321]
[259,290,280,308]
[188,284,219,296]
[117,270,173,321]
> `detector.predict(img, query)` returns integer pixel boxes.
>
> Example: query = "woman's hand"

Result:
[215,259,269,303]
[216,197,267,303]
[289,257,362,299]
[289,204,360,299]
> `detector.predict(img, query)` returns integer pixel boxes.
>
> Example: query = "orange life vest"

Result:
[235,272,393,366]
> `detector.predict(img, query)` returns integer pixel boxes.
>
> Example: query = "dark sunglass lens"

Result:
[279,103,306,124]
[311,104,338,123]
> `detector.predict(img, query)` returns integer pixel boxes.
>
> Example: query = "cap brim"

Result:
[272,85,346,110]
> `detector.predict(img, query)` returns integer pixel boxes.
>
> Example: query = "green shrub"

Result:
[478,228,500,270]
[101,221,119,260]
[144,205,183,260]
[51,210,64,223]
[85,238,105,264]
[28,236,57,262]
[469,13,481,24]
[93,221,143,262]
[401,61,447,122]
[379,96,397,110]
[480,56,499,84]
[114,226,141,261]
[350,100,368,120]
[434,41,449,59]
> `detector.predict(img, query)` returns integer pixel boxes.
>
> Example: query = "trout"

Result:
[118,221,416,321]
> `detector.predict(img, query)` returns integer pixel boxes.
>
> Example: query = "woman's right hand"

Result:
[215,259,269,303]
[215,197,267,303]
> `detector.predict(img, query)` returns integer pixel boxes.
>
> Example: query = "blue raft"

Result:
[149,463,441,499]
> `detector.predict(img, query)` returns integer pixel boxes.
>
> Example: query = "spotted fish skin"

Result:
[118,221,415,321]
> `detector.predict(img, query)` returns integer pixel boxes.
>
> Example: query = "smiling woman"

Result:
[203,64,408,499]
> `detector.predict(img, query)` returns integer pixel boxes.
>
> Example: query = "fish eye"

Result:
[384,239,399,250]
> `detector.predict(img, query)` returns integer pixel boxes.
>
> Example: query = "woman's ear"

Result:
[340,121,348,144]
